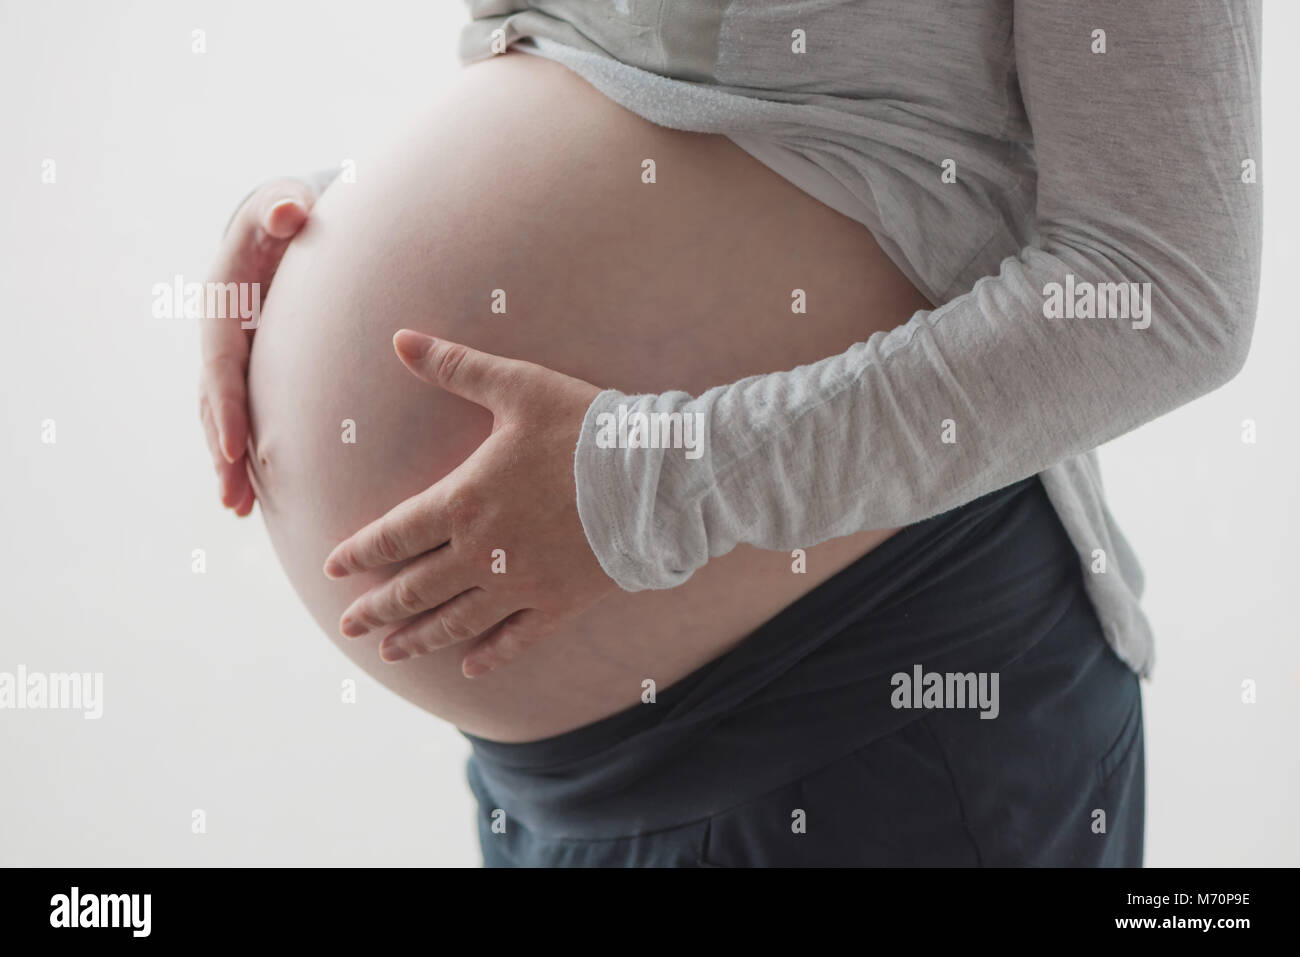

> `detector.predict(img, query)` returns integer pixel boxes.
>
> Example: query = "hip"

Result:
[467,474,1145,863]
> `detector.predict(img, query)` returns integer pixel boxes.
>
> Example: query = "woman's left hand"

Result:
[323,330,617,677]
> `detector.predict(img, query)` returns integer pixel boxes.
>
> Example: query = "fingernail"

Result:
[340,617,367,638]
[266,198,304,228]
[393,329,434,359]
[380,640,410,663]
[323,559,347,579]
[462,658,487,679]
[265,199,307,238]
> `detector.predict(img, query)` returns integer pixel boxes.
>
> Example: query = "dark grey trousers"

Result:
[465,476,1145,867]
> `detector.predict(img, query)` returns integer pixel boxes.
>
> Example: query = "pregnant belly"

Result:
[246,51,931,742]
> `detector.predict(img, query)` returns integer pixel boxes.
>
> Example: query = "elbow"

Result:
[1192,280,1259,394]
[1054,226,1260,402]
[1196,217,1263,391]
[1210,318,1255,388]
[1185,318,1254,397]
[1163,248,1260,397]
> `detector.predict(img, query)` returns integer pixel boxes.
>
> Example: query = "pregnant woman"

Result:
[198,2,1262,866]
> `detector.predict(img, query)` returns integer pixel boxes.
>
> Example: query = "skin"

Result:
[326,331,609,677]
[215,51,932,741]
[198,180,316,515]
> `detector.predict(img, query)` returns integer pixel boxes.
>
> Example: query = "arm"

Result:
[321,0,1263,675]
[574,0,1263,589]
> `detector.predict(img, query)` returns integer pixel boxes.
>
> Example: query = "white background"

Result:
[1,0,1295,867]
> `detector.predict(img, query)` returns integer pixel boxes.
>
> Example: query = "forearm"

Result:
[574,0,1263,591]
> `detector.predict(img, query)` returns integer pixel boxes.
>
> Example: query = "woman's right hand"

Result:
[198,179,318,516]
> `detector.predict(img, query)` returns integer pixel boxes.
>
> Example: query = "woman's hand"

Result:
[198,180,318,516]
[324,331,618,677]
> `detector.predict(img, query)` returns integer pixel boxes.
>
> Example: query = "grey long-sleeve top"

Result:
[462,1,1264,679]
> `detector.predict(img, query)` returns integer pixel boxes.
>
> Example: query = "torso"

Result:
[246,51,932,741]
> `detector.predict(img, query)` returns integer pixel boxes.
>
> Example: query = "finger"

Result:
[231,481,257,518]
[338,546,469,636]
[199,350,250,463]
[378,588,517,662]
[242,454,266,511]
[323,490,452,578]
[203,180,312,324]
[197,291,249,464]
[461,609,553,677]
[392,331,528,410]
[212,451,251,508]
[261,193,310,240]
[199,180,317,470]
[198,393,225,469]
[200,394,251,506]
[224,179,317,265]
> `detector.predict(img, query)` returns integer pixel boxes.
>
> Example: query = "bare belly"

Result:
[246,51,932,742]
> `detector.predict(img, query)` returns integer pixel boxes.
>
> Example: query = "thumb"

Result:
[254,179,316,240]
[214,179,318,288]
[393,331,520,408]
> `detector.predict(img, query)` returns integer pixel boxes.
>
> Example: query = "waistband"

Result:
[465,474,1080,840]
